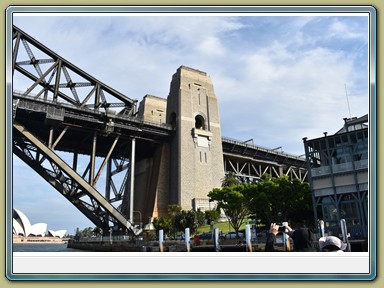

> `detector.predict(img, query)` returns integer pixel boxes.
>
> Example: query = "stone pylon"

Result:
[166,66,225,211]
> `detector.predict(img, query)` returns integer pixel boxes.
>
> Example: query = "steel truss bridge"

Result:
[222,137,307,183]
[11,25,307,235]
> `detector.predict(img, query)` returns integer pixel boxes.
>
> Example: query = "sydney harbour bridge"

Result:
[11,25,307,236]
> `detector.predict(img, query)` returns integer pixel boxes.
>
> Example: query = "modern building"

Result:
[13,208,66,238]
[303,115,368,239]
[47,230,67,238]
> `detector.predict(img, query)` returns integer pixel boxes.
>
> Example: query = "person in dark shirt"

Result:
[265,223,317,252]
[265,223,279,252]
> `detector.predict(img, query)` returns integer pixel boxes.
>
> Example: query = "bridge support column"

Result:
[90,131,97,186]
[129,137,136,223]
[105,158,111,201]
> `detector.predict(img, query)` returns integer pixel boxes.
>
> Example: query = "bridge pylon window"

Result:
[195,115,206,130]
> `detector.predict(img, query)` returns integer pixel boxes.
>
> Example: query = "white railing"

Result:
[311,159,368,176]
[311,166,331,176]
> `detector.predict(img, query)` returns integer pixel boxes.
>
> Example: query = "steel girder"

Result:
[13,121,141,235]
[11,25,174,235]
[12,25,136,117]
[223,152,308,182]
[222,137,308,182]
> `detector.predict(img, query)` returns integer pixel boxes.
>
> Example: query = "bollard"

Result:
[319,220,325,237]
[340,219,351,252]
[245,224,252,252]
[185,228,190,252]
[109,228,113,245]
[159,229,164,252]
[214,228,220,252]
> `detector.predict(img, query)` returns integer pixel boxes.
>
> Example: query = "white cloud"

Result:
[215,36,367,154]
[328,18,367,40]
[197,36,226,56]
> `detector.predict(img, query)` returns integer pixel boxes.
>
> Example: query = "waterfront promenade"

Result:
[13,235,69,244]
[67,237,269,252]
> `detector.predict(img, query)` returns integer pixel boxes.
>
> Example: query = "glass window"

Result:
[322,197,338,222]
[340,201,358,219]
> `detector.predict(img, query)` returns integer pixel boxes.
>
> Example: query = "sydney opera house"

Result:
[13,208,67,238]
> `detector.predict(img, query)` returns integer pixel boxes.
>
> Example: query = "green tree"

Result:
[221,171,241,187]
[288,178,313,227]
[204,209,220,224]
[74,227,95,240]
[93,227,102,237]
[152,216,173,236]
[195,209,206,233]
[175,210,198,234]
[167,204,182,238]
[247,174,314,227]
[74,228,81,240]
[208,184,249,237]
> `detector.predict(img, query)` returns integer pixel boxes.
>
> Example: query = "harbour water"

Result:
[13,243,89,252]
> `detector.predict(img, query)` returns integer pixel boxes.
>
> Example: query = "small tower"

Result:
[166,66,225,211]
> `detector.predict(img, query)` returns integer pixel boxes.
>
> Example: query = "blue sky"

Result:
[11,12,370,234]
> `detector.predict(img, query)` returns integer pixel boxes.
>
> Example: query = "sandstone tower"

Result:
[166,66,225,211]
[133,95,170,219]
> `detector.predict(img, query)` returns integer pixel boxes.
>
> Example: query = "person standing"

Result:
[265,223,317,252]
[265,223,279,252]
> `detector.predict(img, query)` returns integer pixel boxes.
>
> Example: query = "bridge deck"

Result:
[222,136,306,168]
[13,93,173,160]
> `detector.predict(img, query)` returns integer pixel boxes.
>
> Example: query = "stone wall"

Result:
[137,94,167,125]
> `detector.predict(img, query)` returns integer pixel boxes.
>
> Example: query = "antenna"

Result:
[344,83,352,118]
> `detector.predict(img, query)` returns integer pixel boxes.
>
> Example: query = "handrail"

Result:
[221,136,306,161]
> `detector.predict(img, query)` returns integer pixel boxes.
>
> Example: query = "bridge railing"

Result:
[221,136,306,161]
